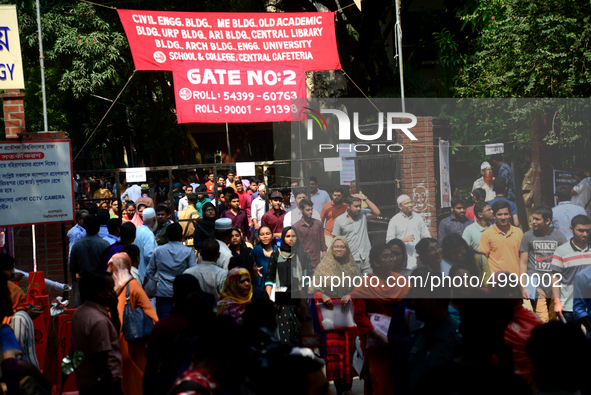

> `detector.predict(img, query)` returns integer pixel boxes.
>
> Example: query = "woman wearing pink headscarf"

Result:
[122,201,143,229]
[107,253,157,395]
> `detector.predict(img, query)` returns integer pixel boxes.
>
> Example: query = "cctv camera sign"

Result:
[0,140,74,226]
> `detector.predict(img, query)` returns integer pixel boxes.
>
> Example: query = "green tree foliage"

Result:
[434,0,591,180]
[456,0,591,98]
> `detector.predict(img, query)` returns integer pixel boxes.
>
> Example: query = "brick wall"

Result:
[2,89,26,138]
[399,117,438,237]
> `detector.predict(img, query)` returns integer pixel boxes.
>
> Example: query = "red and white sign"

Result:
[117,10,341,72]
[172,60,307,123]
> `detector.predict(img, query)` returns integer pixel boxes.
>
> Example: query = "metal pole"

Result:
[263,165,269,213]
[32,225,37,272]
[115,172,122,218]
[61,223,69,299]
[35,0,48,132]
[394,0,405,112]
[168,169,174,219]
[213,167,219,209]
[226,123,232,169]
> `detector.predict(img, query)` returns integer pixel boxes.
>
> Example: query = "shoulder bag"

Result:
[122,282,155,342]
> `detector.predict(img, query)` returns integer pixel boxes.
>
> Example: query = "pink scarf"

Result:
[124,213,143,228]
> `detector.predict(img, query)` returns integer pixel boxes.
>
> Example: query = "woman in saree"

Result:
[107,253,158,395]
[309,236,361,395]
[352,243,411,395]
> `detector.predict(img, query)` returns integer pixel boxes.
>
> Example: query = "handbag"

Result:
[315,300,356,331]
[122,282,155,342]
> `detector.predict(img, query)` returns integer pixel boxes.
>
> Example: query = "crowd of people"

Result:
[3,156,591,395]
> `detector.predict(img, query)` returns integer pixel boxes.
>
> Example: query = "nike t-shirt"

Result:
[519,228,567,290]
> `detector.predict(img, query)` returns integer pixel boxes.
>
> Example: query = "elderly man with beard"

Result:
[133,208,157,283]
[472,161,496,201]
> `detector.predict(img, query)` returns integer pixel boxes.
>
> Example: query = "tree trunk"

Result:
[182,124,203,164]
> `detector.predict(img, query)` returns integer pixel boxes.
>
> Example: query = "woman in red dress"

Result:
[309,236,361,395]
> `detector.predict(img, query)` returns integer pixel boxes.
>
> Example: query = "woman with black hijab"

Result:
[264,226,312,344]
[193,202,218,255]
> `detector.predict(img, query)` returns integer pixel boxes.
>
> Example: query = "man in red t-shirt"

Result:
[466,187,485,222]
[204,173,215,193]
[321,187,347,248]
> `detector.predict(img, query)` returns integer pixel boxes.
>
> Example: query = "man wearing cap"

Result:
[472,162,496,201]
[121,182,142,203]
[214,218,233,270]
[135,184,155,209]
[262,191,286,238]
[133,207,157,283]
[386,195,432,269]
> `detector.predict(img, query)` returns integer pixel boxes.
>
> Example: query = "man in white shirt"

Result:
[283,188,321,228]
[121,182,142,202]
[178,185,193,213]
[213,218,233,270]
[471,162,496,201]
[309,176,331,215]
[251,184,267,233]
[553,185,586,240]
[572,170,591,217]
[386,194,432,269]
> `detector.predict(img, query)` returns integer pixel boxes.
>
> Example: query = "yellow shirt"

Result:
[478,224,523,275]
[179,206,200,241]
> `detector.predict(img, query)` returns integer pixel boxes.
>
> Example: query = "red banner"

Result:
[172,60,307,123]
[117,10,341,72]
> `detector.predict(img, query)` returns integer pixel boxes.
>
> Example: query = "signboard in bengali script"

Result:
[553,168,584,207]
[0,5,25,90]
[117,10,341,72]
[172,60,306,123]
[0,140,74,226]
